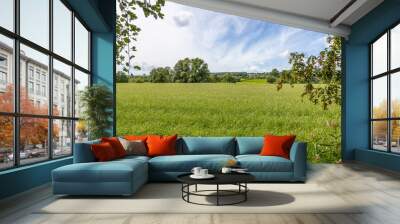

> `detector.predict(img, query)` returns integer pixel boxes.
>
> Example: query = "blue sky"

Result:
[133,2,329,74]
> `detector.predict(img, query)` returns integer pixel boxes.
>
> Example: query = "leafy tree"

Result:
[80,84,113,139]
[269,68,280,77]
[277,36,341,109]
[266,75,276,84]
[0,85,58,150]
[116,71,130,83]
[173,58,210,83]
[116,0,165,73]
[149,67,172,83]
[222,73,240,83]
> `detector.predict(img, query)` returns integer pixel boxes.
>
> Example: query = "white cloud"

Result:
[131,1,327,74]
[173,11,193,27]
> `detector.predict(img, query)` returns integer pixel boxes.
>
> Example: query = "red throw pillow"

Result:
[101,137,126,158]
[146,135,177,157]
[124,135,148,142]
[260,135,296,159]
[91,142,117,161]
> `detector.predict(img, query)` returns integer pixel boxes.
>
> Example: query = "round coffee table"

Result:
[177,173,255,206]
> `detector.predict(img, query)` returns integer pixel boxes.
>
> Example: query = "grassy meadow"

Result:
[116,82,341,163]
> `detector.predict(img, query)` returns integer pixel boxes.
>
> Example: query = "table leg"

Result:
[217,184,219,206]
[195,184,198,192]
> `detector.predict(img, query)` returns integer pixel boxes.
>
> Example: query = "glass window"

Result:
[391,72,400,117]
[53,0,72,60]
[371,25,400,153]
[53,119,72,157]
[19,117,49,165]
[0,35,13,113]
[53,59,72,117]
[391,24,400,70]
[0,116,14,169]
[372,121,388,151]
[372,33,387,76]
[75,120,88,143]
[372,76,387,119]
[75,18,89,70]
[391,120,400,153]
[74,69,89,118]
[0,0,91,170]
[0,0,14,31]
[20,0,49,49]
[20,44,49,115]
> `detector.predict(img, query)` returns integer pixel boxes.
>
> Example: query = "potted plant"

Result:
[80,84,113,140]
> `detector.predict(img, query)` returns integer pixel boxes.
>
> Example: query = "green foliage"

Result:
[80,84,113,140]
[117,83,341,163]
[116,0,165,73]
[173,58,210,83]
[266,75,277,84]
[221,73,240,83]
[116,71,130,83]
[277,36,342,110]
[149,67,172,83]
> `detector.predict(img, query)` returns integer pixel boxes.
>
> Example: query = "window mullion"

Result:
[388,30,391,153]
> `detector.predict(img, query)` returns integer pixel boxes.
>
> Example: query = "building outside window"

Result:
[0,0,91,170]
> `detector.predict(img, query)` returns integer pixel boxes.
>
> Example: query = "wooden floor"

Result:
[1,163,400,224]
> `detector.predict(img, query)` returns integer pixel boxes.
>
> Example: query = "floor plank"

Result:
[1,162,400,224]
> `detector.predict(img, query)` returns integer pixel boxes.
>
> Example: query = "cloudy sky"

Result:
[133,1,328,74]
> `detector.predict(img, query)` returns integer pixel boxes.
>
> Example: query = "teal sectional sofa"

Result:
[52,137,307,196]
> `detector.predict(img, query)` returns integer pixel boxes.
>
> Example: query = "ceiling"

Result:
[169,0,384,37]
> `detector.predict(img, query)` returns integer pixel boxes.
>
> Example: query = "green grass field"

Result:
[117,83,341,163]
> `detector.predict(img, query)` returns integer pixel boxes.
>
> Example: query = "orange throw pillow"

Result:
[101,137,126,158]
[124,135,148,142]
[91,142,117,161]
[260,135,296,159]
[146,135,178,157]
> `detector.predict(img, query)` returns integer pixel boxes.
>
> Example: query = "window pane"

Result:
[75,18,89,70]
[74,69,89,118]
[372,121,388,151]
[372,33,387,76]
[53,0,72,60]
[391,72,400,118]
[0,35,14,112]
[75,120,88,143]
[20,0,49,49]
[20,117,49,165]
[0,116,14,170]
[391,24,400,70]
[20,44,49,115]
[53,119,72,157]
[53,59,72,117]
[0,0,14,31]
[372,76,387,119]
[391,120,400,153]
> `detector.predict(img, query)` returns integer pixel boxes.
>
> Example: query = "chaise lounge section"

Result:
[52,137,307,196]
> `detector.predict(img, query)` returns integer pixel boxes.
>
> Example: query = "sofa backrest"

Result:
[178,137,236,155]
[73,139,100,163]
[235,137,264,155]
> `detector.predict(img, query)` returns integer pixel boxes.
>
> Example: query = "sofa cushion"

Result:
[149,154,235,172]
[91,142,118,161]
[147,135,178,157]
[179,137,235,155]
[260,135,296,159]
[236,137,264,155]
[236,155,293,172]
[53,159,147,183]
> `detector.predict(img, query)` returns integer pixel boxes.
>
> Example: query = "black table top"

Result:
[177,172,255,185]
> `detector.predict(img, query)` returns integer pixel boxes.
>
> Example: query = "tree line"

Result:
[116,57,300,84]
